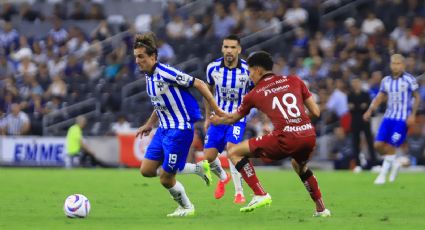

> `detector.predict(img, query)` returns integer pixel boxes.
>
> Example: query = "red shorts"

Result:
[248,131,316,164]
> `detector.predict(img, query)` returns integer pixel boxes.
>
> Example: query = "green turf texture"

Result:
[0,168,424,230]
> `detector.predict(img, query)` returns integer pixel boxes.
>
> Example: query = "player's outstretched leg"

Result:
[228,159,245,204]
[292,159,330,217]
[210,157,231,199]
[234,157,271,212]
[180,160,212,186]
[160,171,195,217]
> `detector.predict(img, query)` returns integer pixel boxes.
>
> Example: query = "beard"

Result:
[225,54,235,64]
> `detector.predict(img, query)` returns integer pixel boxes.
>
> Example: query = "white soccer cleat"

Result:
[166,205,195,217]
[374,174,386,185]
[313,208,331,217]
[353,166,362,173]
[389,161,401,182]
[240,193,272,213]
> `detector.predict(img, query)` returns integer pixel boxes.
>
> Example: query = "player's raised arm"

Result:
[193,78,226,116]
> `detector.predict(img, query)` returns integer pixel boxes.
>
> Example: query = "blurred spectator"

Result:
[36,63,52,91]
[16,53,37,78]
[166,14,185,40]
[213,2,237,38]
[67,29,90,57]
[330,126,353,169]
[396,29,419,55]
[0,2,17,21]
[47,54,66,77]
[91,20,112,41]
[110,114,131,134]
[69,1,87,20]
[348,78,377,171]
[184,15,202,39]
[48,18,68,45]
[390,16,408,41]
[87,3,105,20]
[19,2,44,22]
[326,79,350,133]
[283,0,308,29]
[157,39,175,64]
[361,12,384,36]
[0,22,19,55]
[1,103,30,136]
[104,53,121,81]
[0,54,15,77]
[82,51,101,81]
[45,74,67,99]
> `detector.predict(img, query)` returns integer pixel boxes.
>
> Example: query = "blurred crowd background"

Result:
[1,0,425,168]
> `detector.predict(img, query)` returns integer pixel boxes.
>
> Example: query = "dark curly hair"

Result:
[133,32,158,57]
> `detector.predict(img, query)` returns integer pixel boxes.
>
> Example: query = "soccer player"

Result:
[363,54,420,184]
[134,32,225,217]
[204,34,251,203]
[210,51,331,217]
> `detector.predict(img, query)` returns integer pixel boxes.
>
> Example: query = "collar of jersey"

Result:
[220,58,242,69]
[144,63,159,77]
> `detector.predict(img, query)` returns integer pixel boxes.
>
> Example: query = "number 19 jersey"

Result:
[237,74,314,137]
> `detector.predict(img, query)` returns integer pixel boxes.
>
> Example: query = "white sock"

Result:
[179,163,201,175]
[228,159,244,195]
[168,181,192,208]
[380,155,396,177]
[210,158,227,181]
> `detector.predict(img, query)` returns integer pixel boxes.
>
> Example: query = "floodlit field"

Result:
[0,168,424,230]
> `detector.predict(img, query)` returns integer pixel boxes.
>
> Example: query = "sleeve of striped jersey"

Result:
[159,65,195,87]
[408,76,419,91]
[379,78,387,93]
[206,64,215,85]
[237,92,253,117]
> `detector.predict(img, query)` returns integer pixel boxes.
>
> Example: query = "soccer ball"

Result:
[63,194,91,218]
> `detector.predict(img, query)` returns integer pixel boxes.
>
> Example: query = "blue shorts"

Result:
[144,127,194,173]
[204,122,246,153]
[375,118,407,147]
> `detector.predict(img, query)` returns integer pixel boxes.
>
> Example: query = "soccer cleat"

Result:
[215,173,231,199]
[233,193,246,204]
[199,160,212,186]
[389,161,401,182]
[313,208,331,217]
[166,205,195,217]
[374,174,386,185]
[240,193,272,213]
[353,166,362,173]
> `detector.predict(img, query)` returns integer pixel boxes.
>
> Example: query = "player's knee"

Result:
[140,168,157,177]
[159,173,174,188]
[227,147,238,160]
[374,142,385,154]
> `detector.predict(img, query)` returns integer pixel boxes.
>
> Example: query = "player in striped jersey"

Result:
[203,35,252,204]
[134,32,225,217]
[363,54,420,184]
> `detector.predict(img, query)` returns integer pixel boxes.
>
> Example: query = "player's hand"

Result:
[136,124,152,138]
[363,110,372,121]
[214,108,226,117]
[209,114,221,125]
[407,114,416,127]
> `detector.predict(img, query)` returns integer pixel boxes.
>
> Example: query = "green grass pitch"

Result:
[0,168,424,230]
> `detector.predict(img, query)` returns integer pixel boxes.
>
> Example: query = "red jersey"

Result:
[237,74,315,137]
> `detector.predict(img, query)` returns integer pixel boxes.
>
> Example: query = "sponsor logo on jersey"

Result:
[264,85,289,96]
[283,123,313,132]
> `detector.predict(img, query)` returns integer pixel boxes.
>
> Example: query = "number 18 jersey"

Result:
[237,74,314,137]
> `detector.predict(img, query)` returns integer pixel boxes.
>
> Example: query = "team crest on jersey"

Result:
[156,81,165,91]
[239,77,247,84]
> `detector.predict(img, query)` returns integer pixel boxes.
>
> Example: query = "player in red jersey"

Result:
[210,51,331,217]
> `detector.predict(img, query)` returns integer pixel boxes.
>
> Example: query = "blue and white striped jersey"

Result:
[145,62,202,130]
[206,58,252,121]
[380,72,419,121]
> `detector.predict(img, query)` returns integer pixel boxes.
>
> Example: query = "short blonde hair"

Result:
[391,54,405,63]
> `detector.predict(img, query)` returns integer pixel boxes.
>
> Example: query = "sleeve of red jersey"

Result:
[300,79,313,100]
[237,92,253,117]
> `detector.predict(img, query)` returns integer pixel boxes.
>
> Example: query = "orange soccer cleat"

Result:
[233,193,246,204]
[215,173,231,199]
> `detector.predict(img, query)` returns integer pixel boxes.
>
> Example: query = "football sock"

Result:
[235,157,266,196]
[229,159,244,195]
[180,163,201,175]
[380,154,395,177]
[299,169,325,212]
[210,158,227,181]
[168,181,192,209]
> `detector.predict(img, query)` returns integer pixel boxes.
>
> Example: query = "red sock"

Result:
[235,158,266,196]
[303,175,325,212]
